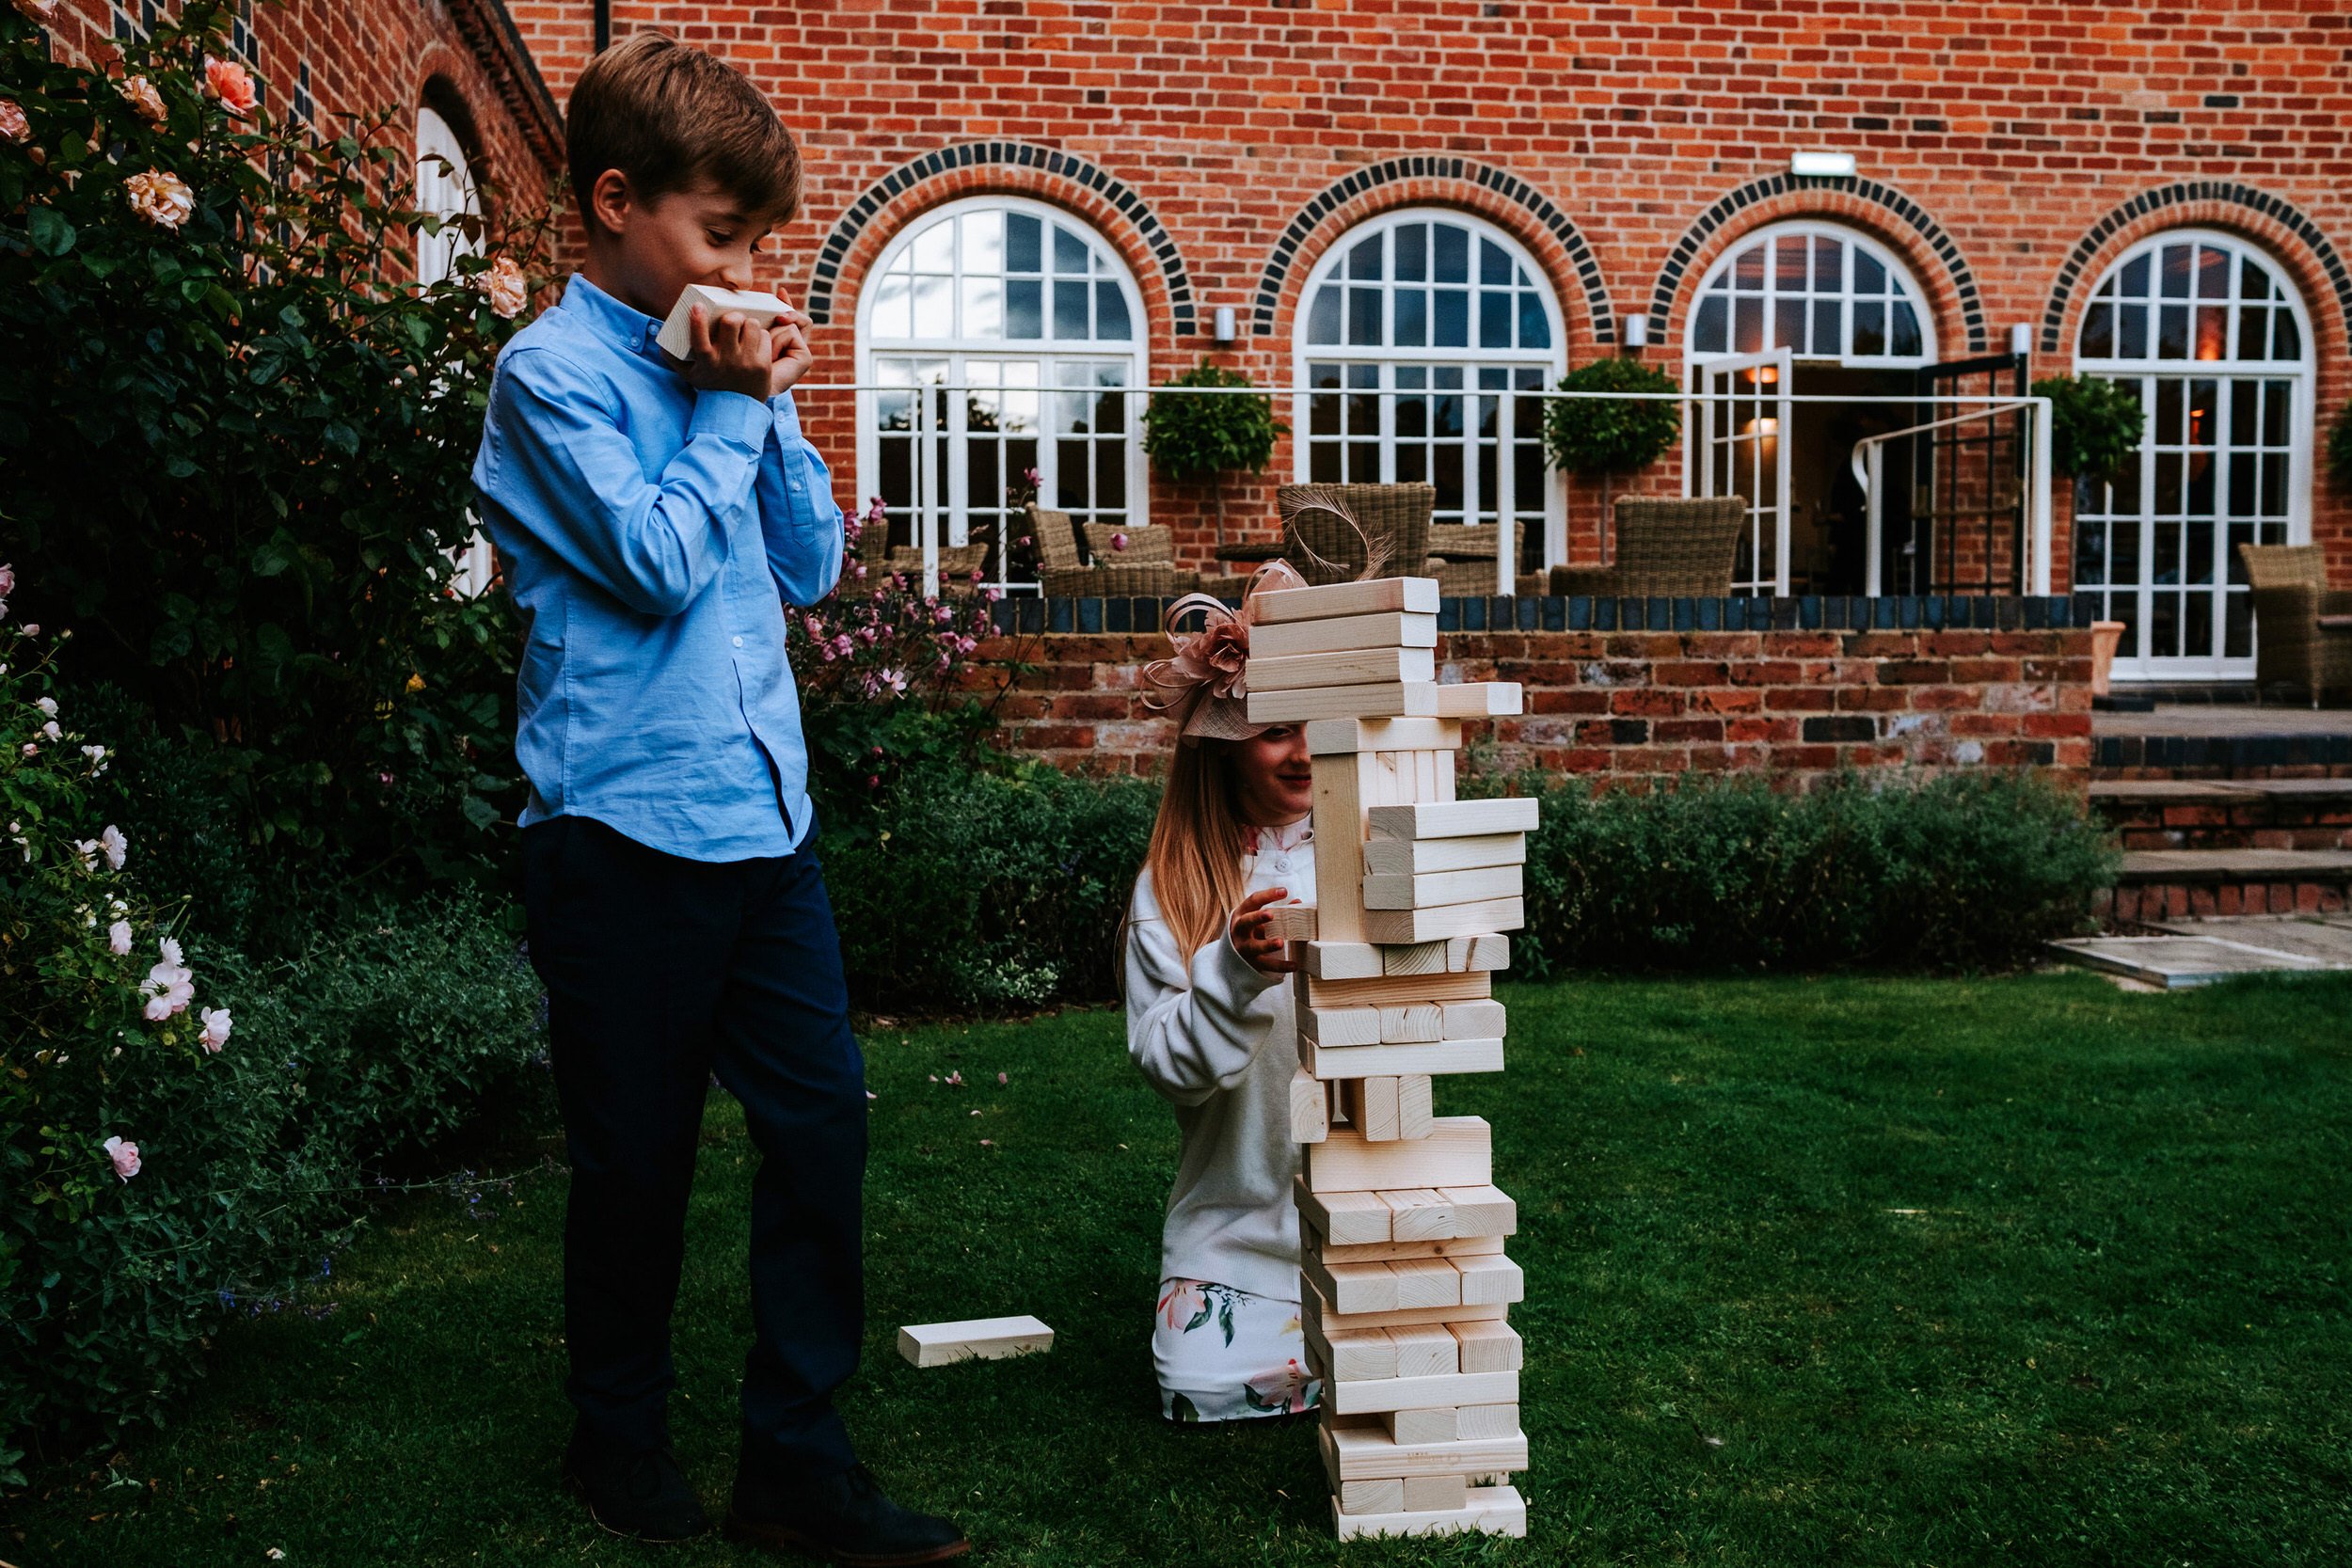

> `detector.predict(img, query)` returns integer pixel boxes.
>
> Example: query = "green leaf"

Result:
[25,207,75,258]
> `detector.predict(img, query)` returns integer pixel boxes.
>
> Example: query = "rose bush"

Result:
[0,1,552,960]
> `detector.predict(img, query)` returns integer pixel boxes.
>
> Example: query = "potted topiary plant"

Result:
[1541,356,1681,477]
[1142,360,1284,553]
[2031,375,2145,696]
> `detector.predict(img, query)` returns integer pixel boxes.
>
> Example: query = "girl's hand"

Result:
[1231,886,1302,975]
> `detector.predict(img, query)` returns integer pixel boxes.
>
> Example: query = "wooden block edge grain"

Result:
[1302,1037,1504,1082]
[1330,1484,1527,1540]
[1366,797,1543,841]
[1250,575,1441,625]
[896,1314,1056,1368]
[1327,1368,1519,1416]
[1321,1419,1531,1483]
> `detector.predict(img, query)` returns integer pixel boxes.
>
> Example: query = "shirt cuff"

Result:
[689,389,771,450]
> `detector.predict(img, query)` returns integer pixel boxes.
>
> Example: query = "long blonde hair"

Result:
[1138,737,1254,964]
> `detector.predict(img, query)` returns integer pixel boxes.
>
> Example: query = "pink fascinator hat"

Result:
[1140,559,1310,743]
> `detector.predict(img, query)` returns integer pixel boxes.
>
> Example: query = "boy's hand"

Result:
[1231,887,1302,975]
[685,305,779,400]
[763,295,814,398]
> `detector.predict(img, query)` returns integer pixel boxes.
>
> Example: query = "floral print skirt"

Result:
[1153,1277,1323,1423]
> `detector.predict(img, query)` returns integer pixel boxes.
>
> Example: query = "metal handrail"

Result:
[1848,397,2054,597]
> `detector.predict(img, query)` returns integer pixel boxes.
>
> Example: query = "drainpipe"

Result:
[594,0,611,54]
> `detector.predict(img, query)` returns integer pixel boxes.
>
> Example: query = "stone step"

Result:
[2092,729,2352,781]
[2089,779,2352,851]
[2100,848,2352,925]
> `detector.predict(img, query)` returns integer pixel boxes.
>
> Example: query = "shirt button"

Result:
[1272,855,1291,873]
[731,635,744,648]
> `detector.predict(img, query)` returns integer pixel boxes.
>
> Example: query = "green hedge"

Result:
[1506,770,2117,976]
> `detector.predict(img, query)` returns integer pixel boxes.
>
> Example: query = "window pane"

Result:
[914,274,950,337]
[1813,236,1841,291]
[1891,300,1922,357]
[1852,300,1884,356]
[1853,249,1885,293]
[1056,439,1089,508]
[1773,236,1808,290]
[1095,281,1131,341]
[1694,294,1727,354]
[1395,224,1428,282]
[1434,288,1470,347]
[1095,440,1125,511]
[2156,303,2188,358]
[1006,279,1042,339]
[913,219,954,273]
[1735,295,1763,354]
[1809,298,1840,356]
[2261,380,2290,446]
[1396,288,1428,347]
[1774,297,1804,352]
[1349,235,1384,280]
[2272,309,2300,361]
[2080,301,2113,358]
[1480,238,1511,285]
[1479,290,1512,348]
[1307,284,1341,345]
[1518,292,1549,350]
[1052,223,1088,275]
[2119,253,2151,296]
[2119,303,2148,359]
[2158,244,2193,296]
[870,271,912,338]
[1348,285,1383,345]
[961,275,1003,338]
[1054,278,1089,339]
[1007,214,1041,273]
[1734,243,1766,289]
[1435,224,1469,282]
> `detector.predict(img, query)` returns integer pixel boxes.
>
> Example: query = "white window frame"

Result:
[1290,208,1568,577]
[1683,220,1939,369]
[2071,227,2314,681]
[855,196,1150,593]
[416,103,495,598]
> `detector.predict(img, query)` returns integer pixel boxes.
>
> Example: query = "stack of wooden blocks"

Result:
[1246,576,1536,1542]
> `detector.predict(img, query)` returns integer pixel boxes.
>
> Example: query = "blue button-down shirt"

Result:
[472,274,843,862]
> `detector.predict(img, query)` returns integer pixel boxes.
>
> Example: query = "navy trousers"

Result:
[521,814,866,1473]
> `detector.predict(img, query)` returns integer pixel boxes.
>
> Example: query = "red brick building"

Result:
[59,2,2352,692]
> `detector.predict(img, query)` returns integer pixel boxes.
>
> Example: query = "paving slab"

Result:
[2144,917,2352,965]
[2052,916,2352,988]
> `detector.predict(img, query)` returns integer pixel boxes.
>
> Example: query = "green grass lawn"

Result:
[12,972,2352,1567]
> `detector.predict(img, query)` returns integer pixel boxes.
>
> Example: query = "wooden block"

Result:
[1303,1277,1509,1335]
[1250,645,1436,692]
[1245,681,1442,724]
[1362,897,1525,945]
[1302,1006,1382,1047]
[1307,970,1491,1007]
[1378,1002,1445,1042]
[1457,1403,1521,1441]
[656,283,790,359]
[1396,1073,1434,1140]
[1387,1323,1460,1379]
[1255,610,1438,658]
[1310,1257,1401,1315]
[1452,1320,1523,1374]
[1367,798,1541,841]
[1430,681,1524,718]
[1331,1483,1526,1542]
[1403,1474,1470,1513]
[1260,902,1317,942]
[1387,1257,1462,1310]
[1291,1069,1330,1144]
[1305,716,1464,756]
[1332,1369,1516,1417]
[1436,1184,1518,1238]
[1308,1123,1486,1194]
[1381,940,1452,977]
[1457,1252,1525,1307]
[1304,1037,1502,1082]
[1447,933,1512,973]
[1384,1188,1456,1243]
[1362,865,1525,910]
[1384,1405,1460,1443]
[1307,1323,1397,1383]
[896,1315,1055,1368]
[1313,1233,1504,1265]
[1364,832,1528,877]
[1250,576,1440,624]
[1361,747,1448,807]
[1345,1076,1402,1141]
[1309,752,1369,943]
[1305,941,1383,979]
[1441,1000,1506,1038]
[1338,1478,1406,1516]
[1320,1418,1529,1484]
[1294,1179,1391,1245]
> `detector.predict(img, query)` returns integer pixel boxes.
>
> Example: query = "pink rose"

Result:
[476,255,528,319]
[107,919,132,956]
[0,99,28,144]
[124,168,195,230]
[0,563,14,597]
[204,55,259,118]
[103,1134,140,1182]
[116,74,167,125]
[101,824,125,869]
[1110,531,1130,552]
[198,1006,231,1053]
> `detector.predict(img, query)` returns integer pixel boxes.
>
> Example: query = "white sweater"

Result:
[1124,820,1316,1303]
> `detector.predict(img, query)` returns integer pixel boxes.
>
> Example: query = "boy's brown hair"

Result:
[566,32,801,226]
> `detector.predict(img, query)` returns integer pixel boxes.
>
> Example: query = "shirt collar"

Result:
[1253,817,1314,855]
[561,273,670,360]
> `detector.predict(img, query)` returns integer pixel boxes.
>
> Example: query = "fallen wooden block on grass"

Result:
[896,1315,1055,1368]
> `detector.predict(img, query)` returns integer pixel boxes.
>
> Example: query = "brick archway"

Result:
[803,142,1196,339]
[1249,158,1616,346]
[2039,181,2352,360]
[1646,174,1989,358]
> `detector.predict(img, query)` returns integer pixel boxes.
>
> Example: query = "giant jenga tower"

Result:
[1245,574,1534,1542]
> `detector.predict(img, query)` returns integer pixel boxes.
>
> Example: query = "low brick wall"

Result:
[969,595,2093,791]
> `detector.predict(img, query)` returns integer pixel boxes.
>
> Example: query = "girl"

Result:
[1125,567,1323,1423]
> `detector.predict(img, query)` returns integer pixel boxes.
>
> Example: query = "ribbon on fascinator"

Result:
[1141,559,1311,742]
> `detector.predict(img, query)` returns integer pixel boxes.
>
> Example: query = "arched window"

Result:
[1294,211,1565,574]
[857,198,1147,591]
[1687,223,1935,364]
[414,103,481,289]
[2073,230,2312,678]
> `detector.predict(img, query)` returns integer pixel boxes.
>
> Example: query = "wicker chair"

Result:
[2240,543,2352,705]
[854,507,989,587]
[1277,483,1434,586]
[1549,496,1746,598]
[1426,522,1499,596]
[1029,503,1199,597]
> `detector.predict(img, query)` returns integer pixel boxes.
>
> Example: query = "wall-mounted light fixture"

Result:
[1619,312,1648,351]
[1213,305,1237,344]
[1789,150,1858,179]
[2009,323,2032,356]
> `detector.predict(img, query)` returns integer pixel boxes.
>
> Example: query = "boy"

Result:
[472,32,967,1563]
